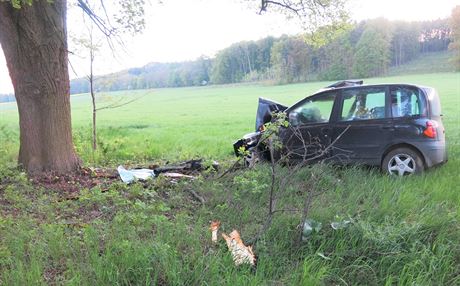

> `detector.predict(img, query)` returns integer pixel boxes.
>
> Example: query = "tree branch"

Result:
[96,94,147,111]
[77,0,115,38]
[260,0,301,15]
[247,119,351,247]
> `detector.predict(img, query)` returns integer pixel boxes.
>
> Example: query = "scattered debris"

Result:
[210,221,221,243]
[153,159,218,175]
[331,219,352,230]
[117,166,155,183]
[222,230,256,266]
[301,219,322,241]
[161,172,195,179]
[118,159,217,183]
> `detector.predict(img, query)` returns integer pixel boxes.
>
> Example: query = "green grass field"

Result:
[0,72,459,285]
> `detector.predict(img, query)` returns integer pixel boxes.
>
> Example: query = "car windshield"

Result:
[289,93,336,126]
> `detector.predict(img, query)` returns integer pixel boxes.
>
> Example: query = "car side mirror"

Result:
[289,112,299,127]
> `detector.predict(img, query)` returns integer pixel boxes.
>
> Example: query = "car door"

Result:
[279,91,338,162]
[331,86,394,165]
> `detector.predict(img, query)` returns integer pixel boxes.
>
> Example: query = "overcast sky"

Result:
[0,0,458,93]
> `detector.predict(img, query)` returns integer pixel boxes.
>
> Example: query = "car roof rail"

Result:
[326,80,363,88]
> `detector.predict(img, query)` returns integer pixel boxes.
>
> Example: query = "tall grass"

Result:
[0,164,458,284]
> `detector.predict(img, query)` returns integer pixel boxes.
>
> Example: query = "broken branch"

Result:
[187,189,205,204]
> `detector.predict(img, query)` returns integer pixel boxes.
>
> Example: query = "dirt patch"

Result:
[30,167,118,198]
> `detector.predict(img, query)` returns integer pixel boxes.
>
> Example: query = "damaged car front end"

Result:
[233,98,287,164]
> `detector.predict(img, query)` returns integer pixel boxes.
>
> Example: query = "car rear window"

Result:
[423,87,442,117]
[390,86,427,118]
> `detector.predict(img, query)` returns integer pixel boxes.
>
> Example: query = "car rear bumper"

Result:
[415,140,447,168]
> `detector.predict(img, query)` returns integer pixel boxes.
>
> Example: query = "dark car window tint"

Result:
[289,93,336,126]
[390,87,426,117]
[340,88,386,121]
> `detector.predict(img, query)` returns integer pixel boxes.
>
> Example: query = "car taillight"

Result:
[423,121,437,138]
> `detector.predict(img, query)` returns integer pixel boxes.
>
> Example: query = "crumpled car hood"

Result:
[255,97,288,131]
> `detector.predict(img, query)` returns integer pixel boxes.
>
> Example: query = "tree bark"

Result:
[0,0,80,174]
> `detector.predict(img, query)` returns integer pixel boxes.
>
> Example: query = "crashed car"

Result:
[234,80,447,176]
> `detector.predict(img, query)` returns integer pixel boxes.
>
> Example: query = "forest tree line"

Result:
[0,93,15,103]
[69,17,456,94]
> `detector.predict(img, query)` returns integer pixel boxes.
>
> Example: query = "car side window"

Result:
[390,87,426,117]
[289,93,336,126]
[340,87,387,121]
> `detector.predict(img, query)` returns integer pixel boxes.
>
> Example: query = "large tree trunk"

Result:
[0,0,80,174]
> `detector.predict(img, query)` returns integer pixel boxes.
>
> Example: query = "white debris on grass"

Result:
[302,219,322,241]
[331,219,352,230]
[117,166,155,183]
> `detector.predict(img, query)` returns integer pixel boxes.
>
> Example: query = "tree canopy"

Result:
[449,6,460,70]
[67,17,454,94]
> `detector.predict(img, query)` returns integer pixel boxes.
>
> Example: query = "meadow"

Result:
[0,72,459,285]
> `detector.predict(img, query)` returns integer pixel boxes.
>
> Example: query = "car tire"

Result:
[382,147,424,176]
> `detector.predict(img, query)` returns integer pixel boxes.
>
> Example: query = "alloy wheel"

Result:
[387,153,416,176]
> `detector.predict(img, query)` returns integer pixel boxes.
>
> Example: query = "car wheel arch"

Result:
[381,143,427,169]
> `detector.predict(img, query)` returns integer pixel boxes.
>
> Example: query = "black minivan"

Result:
[234,81,447,176]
